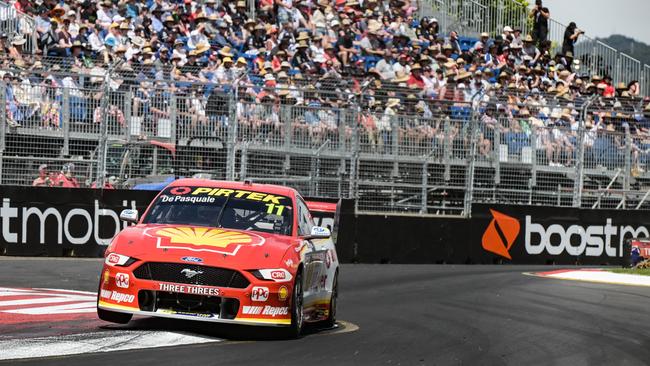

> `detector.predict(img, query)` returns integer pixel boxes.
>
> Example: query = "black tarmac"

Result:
[2,258,650,366]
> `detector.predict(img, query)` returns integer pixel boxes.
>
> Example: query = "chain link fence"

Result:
[0,72,649,216]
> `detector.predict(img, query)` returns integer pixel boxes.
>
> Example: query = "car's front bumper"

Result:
[98,300,291,326]
[98,263,294,327]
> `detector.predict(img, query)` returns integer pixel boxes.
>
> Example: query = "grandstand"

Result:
[0,0,648,216]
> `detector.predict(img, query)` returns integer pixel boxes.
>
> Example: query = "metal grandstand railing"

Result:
[420,0,650,94]
[0,68,648,216]
[0,1,37,54]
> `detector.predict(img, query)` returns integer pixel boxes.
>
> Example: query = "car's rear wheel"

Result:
[97,307,132,324]
[280,270,304,338]
[320,270,338,328]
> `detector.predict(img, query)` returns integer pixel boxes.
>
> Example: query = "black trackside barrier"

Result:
[0,186,157,257]
[335,204,641,265]
[0,184,640,265]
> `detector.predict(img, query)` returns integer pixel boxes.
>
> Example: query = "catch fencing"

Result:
[1,78,648,217]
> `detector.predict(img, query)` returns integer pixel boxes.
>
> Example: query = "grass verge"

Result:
[609,268,650,276]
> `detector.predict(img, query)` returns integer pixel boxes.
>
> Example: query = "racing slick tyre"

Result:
[96,279,132,324]
[320,270,338,329]
[280,270,304,339]
[97,307,133,324]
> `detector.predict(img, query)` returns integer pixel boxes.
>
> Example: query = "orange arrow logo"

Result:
[481,209,520,259]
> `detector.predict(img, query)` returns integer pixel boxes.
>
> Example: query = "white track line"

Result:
[5,301,97,315]
[532,270,650,287]
[0,330,222,360]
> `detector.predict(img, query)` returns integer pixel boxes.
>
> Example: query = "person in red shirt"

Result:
[407,63,425,89]
[601,75,615,98]
[32,164,52,187]
[56,163,80,188]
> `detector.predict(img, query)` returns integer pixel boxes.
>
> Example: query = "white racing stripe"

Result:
[0,287,97,315]
[0,295,92,307]
[0,330,222,360]
[5,301,98,315]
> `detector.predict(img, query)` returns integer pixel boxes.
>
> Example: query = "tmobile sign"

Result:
[0,186,156,256]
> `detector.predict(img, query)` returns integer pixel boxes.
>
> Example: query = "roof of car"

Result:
[167,179,299,197]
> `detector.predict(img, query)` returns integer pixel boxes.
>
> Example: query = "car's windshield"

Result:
[143,186,293,236]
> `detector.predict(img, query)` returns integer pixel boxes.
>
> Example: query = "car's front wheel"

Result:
[281,270,304,338]
[97,307,132,324]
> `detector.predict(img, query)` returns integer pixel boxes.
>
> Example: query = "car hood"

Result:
[110,224,298,269]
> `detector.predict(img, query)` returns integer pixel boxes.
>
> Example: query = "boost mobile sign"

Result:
[0,186,157,256]
[524,216,646,257]
[476,204,641,264]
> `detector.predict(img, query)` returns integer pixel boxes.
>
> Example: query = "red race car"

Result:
[97,179,339,337]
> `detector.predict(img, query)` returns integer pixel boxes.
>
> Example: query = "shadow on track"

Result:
[99,316,345,341]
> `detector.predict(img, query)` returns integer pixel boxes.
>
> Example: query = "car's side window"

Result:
[296,198,313,236]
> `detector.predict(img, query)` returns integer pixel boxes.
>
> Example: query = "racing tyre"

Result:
[281,270,304,339]
[320,271,338,329]
[97,307,132,324]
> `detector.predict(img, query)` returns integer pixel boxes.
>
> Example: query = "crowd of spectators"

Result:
[0,0,649,183]
[2,0,643,100]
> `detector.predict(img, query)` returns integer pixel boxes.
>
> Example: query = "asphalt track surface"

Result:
[2,258,650,366]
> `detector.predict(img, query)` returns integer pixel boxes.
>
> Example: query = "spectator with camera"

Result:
[530,0,550,47]
[562,22,584,57]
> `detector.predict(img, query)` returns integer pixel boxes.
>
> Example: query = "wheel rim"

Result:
[294,277,303,329]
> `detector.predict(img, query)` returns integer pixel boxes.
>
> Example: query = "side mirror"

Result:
[305,226,331,240]
[120,209,139,224]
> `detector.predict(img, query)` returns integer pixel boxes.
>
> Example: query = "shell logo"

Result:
[150,227,265,255]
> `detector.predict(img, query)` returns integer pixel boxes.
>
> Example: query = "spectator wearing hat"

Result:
[407,63,425,89]
[522,34,540,63]
[212,20,231,48]
[292,40,313,72]
[215,56,236,84]
[377,98,399,153]
[32,164,52,187]
[8,34,27,61]
[473,32,490,52]
[56,163,80,188]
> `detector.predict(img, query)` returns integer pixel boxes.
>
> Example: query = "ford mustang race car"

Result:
[97,179,339,337]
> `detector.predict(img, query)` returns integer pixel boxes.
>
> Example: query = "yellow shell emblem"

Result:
[155,227,255,249]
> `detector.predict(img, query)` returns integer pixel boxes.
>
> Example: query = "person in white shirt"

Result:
[374,50,396,80]
[391,55,410,76]
[96,2,114,27]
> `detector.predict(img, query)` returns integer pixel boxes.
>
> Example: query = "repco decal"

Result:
[482,209,520,259]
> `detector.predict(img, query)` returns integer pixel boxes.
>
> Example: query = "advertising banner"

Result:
[0,186,157,257]
[472,204,639,265]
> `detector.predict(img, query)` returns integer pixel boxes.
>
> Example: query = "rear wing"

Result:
[305,198,340,244]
